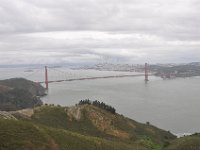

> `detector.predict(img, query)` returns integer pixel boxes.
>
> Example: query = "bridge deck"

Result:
[38,74,152,84]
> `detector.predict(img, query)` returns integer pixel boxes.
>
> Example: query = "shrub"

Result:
[78,99,116,114]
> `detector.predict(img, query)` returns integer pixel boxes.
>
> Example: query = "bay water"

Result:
[1,67,199,135]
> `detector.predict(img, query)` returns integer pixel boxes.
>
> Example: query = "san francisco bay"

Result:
[1,67,200,135]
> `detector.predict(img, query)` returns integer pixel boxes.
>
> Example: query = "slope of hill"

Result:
[0,103,176,150]
[2,103,200,150]
[150,63,200,78]
[0,85,12,92]
[165,134,200,150]
[0,78,45,111]
[31,104,176,147]
[0,119,136,150]
[0,78,46,96]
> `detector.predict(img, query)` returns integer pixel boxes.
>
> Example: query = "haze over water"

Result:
[1,67,200,135]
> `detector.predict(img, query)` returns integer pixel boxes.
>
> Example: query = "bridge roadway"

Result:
[38,73,152,84]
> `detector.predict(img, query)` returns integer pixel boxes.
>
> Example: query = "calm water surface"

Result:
[1,67,200,134]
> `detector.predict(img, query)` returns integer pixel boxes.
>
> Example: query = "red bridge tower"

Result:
[45,66,48,90]
[145,63,149,82]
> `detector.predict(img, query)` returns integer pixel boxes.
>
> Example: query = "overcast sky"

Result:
[0,0,200,65]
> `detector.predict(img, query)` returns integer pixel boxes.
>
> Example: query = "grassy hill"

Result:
[0,102,178,150]
[165,134,200,150]
[1,103,199,150]
[0,78,45,111]
[31,104,175,146]
[0,119,51,150]
[0,78,46,96]
[0,119,136,150]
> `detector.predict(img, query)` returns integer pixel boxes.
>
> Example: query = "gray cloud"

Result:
[0,0,200,65]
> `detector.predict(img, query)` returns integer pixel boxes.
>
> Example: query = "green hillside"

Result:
[0,78,46,96]
[0,102,177,150]
[31,104,175,147]
[1,103,199,150]
[0,119,135,150]
[165,134,200,150]
[0,119,50,150]
[0,78,45,111]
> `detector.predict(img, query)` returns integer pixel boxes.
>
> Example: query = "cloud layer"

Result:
[0,0,200,64]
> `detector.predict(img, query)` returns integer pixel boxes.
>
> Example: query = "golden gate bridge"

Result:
[37,63,150,90]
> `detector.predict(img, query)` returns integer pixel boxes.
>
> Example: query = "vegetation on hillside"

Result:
[78,99,116,114]
[150,63,200,78]
[0,119,136,150]
[0,88,42,111]
[0,119,51,150]
[0,78,46,96]
[31,104,176,149]
[0,78,44,111]
[165,133,200,150]
[0,103,199,150]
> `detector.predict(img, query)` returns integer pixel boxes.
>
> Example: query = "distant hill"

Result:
[0,78,46,96]
[150,63,200,78]
[0,78,45,111]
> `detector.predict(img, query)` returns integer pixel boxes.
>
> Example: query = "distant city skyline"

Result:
[0,0,200,65]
